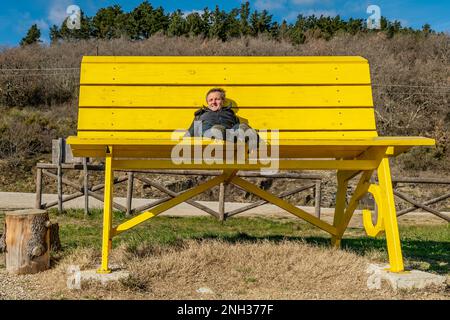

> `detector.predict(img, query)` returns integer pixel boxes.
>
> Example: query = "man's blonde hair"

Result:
[206,88,226,101]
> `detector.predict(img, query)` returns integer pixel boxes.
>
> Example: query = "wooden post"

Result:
[219,182,226,221]
[35,168,43,209]
[57,138,64,213]
[314,180,321,218]
[126,171,134,216]
[83,157,89,217]
[3,209,51,274]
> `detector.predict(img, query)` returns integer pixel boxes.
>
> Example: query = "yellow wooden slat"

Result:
[67,136,435,147]
[77,108,376,131]
[76,130,378,139]
[82,56,369,63]
[80,62,370,85]
[69,145,368,159]
[110,159,379,171]
[79,85,373,108]
[68,145,410,160]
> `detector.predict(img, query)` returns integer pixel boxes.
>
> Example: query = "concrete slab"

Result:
[78,268,130,286]
[366,264,447,291]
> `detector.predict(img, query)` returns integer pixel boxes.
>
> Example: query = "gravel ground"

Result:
[0,267,45,300]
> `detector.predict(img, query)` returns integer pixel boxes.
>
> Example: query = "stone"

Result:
[366,263,447,291]
[196,287,215,294]
[67,265,130,289]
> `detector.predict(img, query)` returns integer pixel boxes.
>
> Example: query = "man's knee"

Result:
[204,125,226,139]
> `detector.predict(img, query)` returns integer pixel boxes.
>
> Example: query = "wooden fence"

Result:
[35,163,323,220]
[35,138,450,222]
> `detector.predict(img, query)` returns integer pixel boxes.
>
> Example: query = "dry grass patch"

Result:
[3,239,446,300]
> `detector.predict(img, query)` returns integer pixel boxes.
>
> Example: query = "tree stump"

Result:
[1,209,56,274]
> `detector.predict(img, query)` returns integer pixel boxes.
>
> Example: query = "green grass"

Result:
[1,208,449,274]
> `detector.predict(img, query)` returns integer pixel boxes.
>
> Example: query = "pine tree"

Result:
[239,1,251,36]
[49,25,61,44]
[186,12,205,37]
[422,23,432,35]
[127,0,154,39]
[20,24,41,46]
[167,10,187,37]
[209,6,228,41]
[226,8,241,39]
[269,22,280,40]
[289,28,306,45]
[92,5,127,39]
[152,6,170,34]
[201,8,212,38]
[279,20,289,40]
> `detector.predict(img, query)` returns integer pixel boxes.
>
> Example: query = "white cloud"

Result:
[284,11,300,22]
[182,10,204,18]
[48,0,72,25]
[34,19,49,31]
[397,19,409,27]
[254,0,288,11]
[15,12,49,33]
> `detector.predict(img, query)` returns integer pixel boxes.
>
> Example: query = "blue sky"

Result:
[0,0,448,46]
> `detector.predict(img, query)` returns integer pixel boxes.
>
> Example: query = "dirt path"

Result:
[0,192,447,228]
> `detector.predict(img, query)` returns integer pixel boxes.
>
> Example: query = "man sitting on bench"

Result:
[184,88,259,149]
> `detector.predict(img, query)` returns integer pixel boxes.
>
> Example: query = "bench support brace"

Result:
[96,147,404,273]
[331,157,404,272]
[230,176,337,235]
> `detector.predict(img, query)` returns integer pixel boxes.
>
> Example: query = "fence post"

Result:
[83,157,89,217]
[314,180,321,218]
[126,172,134,216]
[219,182,226,221]
[35,168,42,209]
[57,138,64,214]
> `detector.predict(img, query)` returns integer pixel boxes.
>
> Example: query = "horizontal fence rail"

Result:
[35,162,323,220]
[35,160,450,223]
[391,178,450,222]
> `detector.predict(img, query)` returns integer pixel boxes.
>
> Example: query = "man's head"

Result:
[206,88,225,111]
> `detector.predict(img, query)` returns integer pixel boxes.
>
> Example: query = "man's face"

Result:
[206,91,224,111]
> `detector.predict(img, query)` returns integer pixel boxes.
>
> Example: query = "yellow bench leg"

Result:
[98,147,114,274]
[331,171,349,247]
[377,157,404,272]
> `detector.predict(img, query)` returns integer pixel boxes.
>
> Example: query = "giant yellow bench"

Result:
[67,56,435,274]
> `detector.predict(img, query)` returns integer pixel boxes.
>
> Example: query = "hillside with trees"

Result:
[0,1,448,192]
[27,1,438,45]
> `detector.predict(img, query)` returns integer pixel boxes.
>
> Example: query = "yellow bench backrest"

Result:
[77,56,377,140]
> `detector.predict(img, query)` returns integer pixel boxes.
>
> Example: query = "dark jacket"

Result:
[186,105,240,137]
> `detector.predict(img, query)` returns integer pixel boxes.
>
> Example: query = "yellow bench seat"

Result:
[67,136,434,158]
